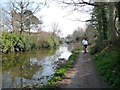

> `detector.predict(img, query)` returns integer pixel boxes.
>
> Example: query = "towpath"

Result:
[58,51,108,88]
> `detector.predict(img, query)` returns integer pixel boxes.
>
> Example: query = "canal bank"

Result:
[39,50,108,89]
[40,49,81,88]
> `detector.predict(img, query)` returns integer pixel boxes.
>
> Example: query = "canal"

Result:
[1,44,73,88]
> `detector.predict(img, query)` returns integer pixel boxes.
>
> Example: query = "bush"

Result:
[0,32,59,53]
[90,40,109,55]
[51,37,59,46]
[42,37,59,48]
[0,32,36,53]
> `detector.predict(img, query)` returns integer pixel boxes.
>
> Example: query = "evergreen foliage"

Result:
[0,32,36,53]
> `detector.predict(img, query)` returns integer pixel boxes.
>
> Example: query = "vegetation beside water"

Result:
[42,49,81,88]
[0,32,59,54]
[0,32,36,53]
[42,36,59,48]
[1,0,120,88]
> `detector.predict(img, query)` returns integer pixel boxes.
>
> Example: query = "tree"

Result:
[23,10,42,34]
[0,7,11,32]
[57,0,98,7]
[91,2,109,41]
[57,0,120,43]
[51,22,61,36]
[108,3,117,42]
[2,0,44,34]
[72,27,85,42]
[84,24,95,44]
[115,2,120,35]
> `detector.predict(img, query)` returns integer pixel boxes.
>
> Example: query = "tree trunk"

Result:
[109,3,117,43]
[20,2,24,35]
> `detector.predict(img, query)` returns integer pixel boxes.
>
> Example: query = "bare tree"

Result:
[56,0,99,7]
[2,0,45,34]
[53,0,95,27]
[0,5,2,31]
[0,7,11,32]
[51,22,61,36]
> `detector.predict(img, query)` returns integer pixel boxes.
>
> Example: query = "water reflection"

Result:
[0,55,2,90]
[2,44,72,88]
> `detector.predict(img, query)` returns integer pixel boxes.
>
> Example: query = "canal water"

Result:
[1,44,73,88]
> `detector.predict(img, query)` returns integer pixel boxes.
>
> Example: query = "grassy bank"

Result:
[91,46,120,88]
[41,49,81,89]
[0,32,59,54]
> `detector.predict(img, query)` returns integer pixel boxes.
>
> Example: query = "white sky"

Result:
[0,0,93,37]
[36,2,93,37]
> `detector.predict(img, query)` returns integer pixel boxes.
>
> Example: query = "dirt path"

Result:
[58,51,108,88]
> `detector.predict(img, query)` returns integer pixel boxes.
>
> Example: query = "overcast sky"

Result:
[37,1,93,37]
[0,0,93,37]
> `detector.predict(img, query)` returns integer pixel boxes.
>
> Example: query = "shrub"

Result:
[42,37,59,48]
[51,37,59,46]
[90,40,109,55]
[0,32,36,53]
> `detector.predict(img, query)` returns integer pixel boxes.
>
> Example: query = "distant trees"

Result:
[72,27,85,42]
[65,27,85,43]
[51,22,61,37]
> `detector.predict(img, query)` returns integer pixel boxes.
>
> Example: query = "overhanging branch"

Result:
[60,0,98,7]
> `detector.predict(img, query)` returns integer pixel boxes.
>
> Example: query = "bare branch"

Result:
[69,18,92,22]
[59,0,98,7]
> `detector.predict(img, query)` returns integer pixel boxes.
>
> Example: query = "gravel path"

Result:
[58,51,108,88]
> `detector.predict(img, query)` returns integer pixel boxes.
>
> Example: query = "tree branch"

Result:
[60,0,98,7]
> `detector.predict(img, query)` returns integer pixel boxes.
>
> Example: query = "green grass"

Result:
[93,47,120,88]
